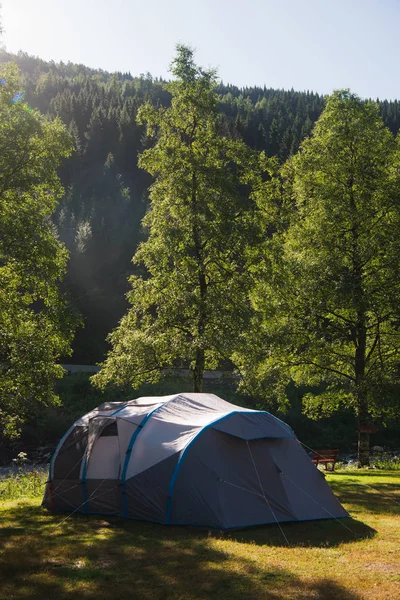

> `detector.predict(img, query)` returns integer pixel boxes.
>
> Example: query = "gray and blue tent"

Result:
[43,393,348,528]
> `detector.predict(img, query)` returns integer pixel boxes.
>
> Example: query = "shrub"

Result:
[372,452,400,471]
[0,454,47,500]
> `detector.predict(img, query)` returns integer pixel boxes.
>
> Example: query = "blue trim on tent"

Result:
[110,404,128,416]
[120,400,172,517]
[164,410,282,524]
[81,453,89,513]
[49,424,76,481]
[52,401,294,521]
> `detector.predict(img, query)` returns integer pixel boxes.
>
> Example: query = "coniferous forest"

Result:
[3,48,400,365]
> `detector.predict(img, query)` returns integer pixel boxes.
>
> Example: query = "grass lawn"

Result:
[0,471,399,599]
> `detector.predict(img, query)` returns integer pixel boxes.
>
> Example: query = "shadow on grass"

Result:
[0,504,364,600]
[327,474,400,515]
[96,511,375,549]
[222,516,375,548]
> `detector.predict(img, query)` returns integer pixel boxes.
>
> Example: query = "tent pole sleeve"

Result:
[49,424,76,481]
[120,401,172,518]
[110,404,128,416]
[164,411,245,525]
[164,408,293,524]
[81,452,89,513]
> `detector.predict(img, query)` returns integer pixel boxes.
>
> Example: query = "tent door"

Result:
[86,420,121,479]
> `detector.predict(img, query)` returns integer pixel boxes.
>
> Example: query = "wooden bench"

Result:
[311,449,339,471]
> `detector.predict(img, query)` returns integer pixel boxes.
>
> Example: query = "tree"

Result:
[93,45,258,393]
[238,91,400,466]
[0,64,77,440]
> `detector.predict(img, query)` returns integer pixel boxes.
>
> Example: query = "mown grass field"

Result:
[0,471,399,600]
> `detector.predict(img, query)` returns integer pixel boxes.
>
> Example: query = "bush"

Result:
[0,453,47,500]
[372,452,400,471]
[335,452,400,471]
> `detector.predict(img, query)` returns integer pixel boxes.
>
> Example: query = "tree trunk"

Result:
[190,169,207,395]
[358,429,370,468]
[350,185,370,468]
[193,347,205,393]
[355,343,370,467]
[356,381,371,466]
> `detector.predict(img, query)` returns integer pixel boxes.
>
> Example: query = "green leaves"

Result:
[93,46,259,392]
[0,63,77,440]
[240,91,400,433]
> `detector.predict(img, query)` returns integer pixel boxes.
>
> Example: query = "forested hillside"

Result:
[3,49,400,364]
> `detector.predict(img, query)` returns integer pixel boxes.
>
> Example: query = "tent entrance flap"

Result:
[85,417,122,480]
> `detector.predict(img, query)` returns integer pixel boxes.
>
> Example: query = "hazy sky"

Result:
[2,0,399,99]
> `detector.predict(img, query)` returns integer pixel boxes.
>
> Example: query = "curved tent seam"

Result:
[164,409,281,524]
[49,424,76,481]
[120,396,179,516]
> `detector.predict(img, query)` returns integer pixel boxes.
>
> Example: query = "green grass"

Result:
[0,468,48,501]
[0,471,399,600]
[372,456,400,470]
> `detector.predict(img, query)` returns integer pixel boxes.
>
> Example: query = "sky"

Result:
[2,0,400,99]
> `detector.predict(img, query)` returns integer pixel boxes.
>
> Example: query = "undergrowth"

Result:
[372,453,400,470]
[0,453,47,501]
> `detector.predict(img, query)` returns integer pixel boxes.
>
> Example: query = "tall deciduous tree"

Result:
[0,64,77,440]
[238,91,400,466]
[93,46,258,393]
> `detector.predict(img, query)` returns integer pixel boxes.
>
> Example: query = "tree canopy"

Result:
[93,45,260,392]
[0,64,77,440]
[1,48,400,460]
[237,91,400,465]
[3,49,400,365]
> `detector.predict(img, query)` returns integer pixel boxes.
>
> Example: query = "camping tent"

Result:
[43,393,348,528]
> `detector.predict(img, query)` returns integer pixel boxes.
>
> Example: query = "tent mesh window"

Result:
[100,421,118,437]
